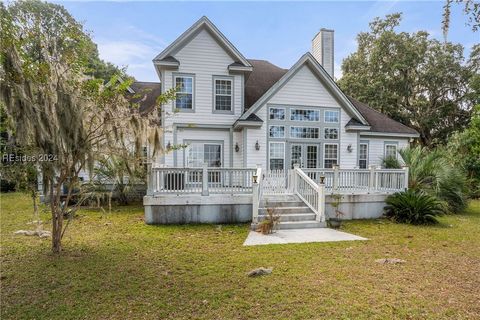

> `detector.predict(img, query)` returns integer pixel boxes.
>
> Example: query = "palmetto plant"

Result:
[94,154,143,208]
[398,147,468,213]
[385,189,443,225]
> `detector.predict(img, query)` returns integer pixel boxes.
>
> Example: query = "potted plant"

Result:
[328,194,344,228]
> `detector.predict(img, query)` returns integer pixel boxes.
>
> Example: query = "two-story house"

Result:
[136,16,417,227]
[145,16,417,173]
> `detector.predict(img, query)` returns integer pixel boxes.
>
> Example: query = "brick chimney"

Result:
[312,28,334,78]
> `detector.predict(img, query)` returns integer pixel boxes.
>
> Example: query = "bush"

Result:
[385,190,444,225]
[399,147,468,213]
[381,155,402,169]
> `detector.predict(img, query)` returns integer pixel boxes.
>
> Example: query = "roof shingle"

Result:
[127,82,161,115]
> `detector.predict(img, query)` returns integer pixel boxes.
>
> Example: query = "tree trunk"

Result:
[31,190,41,232]
[52,206,63,254]
[50,181,63,254]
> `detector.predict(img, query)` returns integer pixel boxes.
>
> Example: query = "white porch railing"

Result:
[147,166,257,195]
[292,165,325,222]
[302,166,408,194]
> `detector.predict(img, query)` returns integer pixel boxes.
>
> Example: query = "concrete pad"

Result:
[243,228,367,246]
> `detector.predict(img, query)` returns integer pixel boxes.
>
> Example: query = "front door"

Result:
[290,144,320,169]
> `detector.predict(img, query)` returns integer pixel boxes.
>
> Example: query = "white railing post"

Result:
[252,181,259,223]
[317,179,325,222]
[368,165,376,192]
[403,166,409,190]
[146,163,153,195]
[333,164,339,191]
[201,163,209,196]
[293,164,300,193]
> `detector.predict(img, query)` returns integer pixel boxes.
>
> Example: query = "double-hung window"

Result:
[385,144,397,159]
[359,143,368,169]
[324,144,338,168]
[269,142,285,170]
[214,78,233,111]
[175,76,193,110]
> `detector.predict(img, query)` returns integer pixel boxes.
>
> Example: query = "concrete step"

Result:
[260,200,305,207]
[259,206,313,215]
[276,220,327,229]
[262,194,298,202]
[258,213,317,222]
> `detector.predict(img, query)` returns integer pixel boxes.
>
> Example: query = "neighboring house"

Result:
[143,16,418,228]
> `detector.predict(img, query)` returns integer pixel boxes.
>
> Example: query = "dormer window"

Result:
[214,77,233,112]
[174,75,194,110]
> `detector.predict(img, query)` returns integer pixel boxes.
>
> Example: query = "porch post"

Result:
[317,180,325,222]
[146,163,153,196]
[293,164,300,193]
[402,166,409,190]
[368,165,376,192]
[201,163,209,196]
[333,164,339,191]
[252,181,259,224]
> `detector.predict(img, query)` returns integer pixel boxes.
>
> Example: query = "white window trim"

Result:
[213,76,233,113]
[174,74,194,112]
[359,143,369,168]
[290,108,320,122]
[324,127,339,140]
[384,143,398,159]
[269,106,286,121]
[289,126,320,139]
[323,143,339,168]
[268,141,285,170]
[185,141,223,168]
[324,110,340,123]
[269,125,285,138]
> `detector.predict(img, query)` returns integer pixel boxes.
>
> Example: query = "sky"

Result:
[55,1,479,82]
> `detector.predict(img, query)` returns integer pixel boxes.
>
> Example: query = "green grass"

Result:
[1,193,479,319]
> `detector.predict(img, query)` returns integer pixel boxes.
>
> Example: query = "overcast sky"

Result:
[56,1,479,82]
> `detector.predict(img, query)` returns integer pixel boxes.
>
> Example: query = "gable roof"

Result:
[241,53,369,125]
[153,16,252,69]
[347,97,419,136]
[242,57,418,136]
[245,59,288,109]
[126,81,161,115]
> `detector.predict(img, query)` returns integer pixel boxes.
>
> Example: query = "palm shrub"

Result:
[385,190,443,224]
[381,155,402,169]
[398,147,468,213]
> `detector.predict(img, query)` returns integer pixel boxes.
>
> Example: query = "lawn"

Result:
[1,193,479,319]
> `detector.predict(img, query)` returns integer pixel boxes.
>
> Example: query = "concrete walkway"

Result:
[243,228,367,246]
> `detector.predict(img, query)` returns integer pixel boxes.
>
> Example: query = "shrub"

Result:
[399,147,468,213]
[385,190,444,225]
[381,155,402,169]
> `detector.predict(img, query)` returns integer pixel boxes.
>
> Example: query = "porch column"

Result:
[201,163,209,196]
[292,164,300,193]
[317,178,325,222]
[333,164,339,191]
[402,166,409,190]
[146,163,153,196]
[252,181,259,224]
[368,165,376,192]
